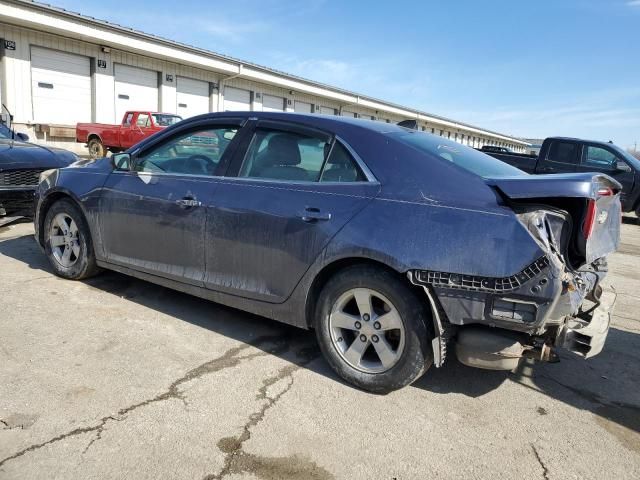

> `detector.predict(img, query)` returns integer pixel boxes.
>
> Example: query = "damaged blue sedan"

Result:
[34,113,621,393]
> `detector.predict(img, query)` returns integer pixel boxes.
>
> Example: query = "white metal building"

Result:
[0,0,529,154]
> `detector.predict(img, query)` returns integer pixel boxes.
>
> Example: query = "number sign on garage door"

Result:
[114,64,159,123]
[31,47,91,125]
[224,87,251,111]
[262,94,284,112]
[294,101,312,113]
[177,77,209,118]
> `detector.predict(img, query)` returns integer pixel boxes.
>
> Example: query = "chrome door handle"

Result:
[176,198,201,208]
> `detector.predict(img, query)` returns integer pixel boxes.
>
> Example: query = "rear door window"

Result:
[546,141,580,165]
[237,128,367,183]
[238,129,328,182]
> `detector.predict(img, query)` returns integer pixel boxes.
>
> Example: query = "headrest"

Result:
[266,134,301,166]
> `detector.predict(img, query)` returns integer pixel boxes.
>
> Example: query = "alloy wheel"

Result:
[329,288,406,374]
[49,213,81,268]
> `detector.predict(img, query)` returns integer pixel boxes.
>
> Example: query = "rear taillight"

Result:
[583,199,597,239]
[597,187,614,196]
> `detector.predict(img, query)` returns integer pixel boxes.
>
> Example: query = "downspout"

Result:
[217,64,243,112]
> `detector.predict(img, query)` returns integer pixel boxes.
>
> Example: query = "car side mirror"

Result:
[616,160,632,173]
[15,132,29,142]
[111,153,131,171]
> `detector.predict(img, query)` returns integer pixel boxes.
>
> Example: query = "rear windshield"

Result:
[391,130,525,178]
[152,114,183,127]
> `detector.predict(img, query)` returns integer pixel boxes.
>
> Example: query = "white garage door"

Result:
[294,101,312,113]
[31,47,91,125]
[340,110,357,118]
[262,94,284,112]
[319,106,336,115]
[114,64,158,123]
[224,86,251,111]
[177,77,209,118]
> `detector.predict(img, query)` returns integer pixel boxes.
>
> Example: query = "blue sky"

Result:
[52,0,640,149]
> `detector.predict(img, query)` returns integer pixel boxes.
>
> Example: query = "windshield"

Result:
[391,130,526,178]
[152,114,183,127]
[0,123,12,140]
[611,144,640,168]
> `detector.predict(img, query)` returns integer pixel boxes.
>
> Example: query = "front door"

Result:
[203,121,379,302]
[98,122,243,285]
[577,143,636,209]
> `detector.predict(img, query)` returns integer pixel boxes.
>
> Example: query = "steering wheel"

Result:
[185,155,216,175]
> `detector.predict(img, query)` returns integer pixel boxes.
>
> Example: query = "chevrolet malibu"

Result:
[34,113,621,393]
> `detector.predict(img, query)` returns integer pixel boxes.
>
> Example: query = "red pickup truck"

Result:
[76,111,183,158]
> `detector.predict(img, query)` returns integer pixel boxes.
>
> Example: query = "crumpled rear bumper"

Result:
[558,287,616,359]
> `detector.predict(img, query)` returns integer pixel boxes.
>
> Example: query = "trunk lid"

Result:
[486,173,622,265]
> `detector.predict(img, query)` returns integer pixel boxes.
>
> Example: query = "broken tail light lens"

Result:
[582,199,597,240]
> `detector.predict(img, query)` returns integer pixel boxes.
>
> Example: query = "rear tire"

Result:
[43,199,101,280]
[87,137,105,159]
[315,265,433,393]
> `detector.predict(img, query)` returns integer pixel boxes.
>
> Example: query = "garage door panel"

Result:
[115,64,158,123]
[177,77,209,118]
[31,47,91,125]
[224,87,251,111]
[294,101,312,113]
[262,94,284,112]
[319,107,336,115]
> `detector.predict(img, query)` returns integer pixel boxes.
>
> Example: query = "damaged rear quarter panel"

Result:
[324,197,545,279]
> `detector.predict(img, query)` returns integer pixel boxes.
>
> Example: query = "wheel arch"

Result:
[304,256,428,330]
[87,133,103,144]
[37,189,90,247]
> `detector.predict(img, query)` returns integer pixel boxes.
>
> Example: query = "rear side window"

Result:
[320,142,365,182]
[547,141,580,165]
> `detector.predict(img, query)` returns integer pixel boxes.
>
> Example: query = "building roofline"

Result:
[2,0,529,145]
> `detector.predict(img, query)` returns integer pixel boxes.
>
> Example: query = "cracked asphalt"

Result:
[1,218,639,480]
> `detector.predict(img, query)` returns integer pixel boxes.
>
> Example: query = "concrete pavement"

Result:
[1,218,639,479]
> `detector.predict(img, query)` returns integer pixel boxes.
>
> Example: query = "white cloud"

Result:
[199,19,269,42]
[447,89,640,146]
[627,0,640,6]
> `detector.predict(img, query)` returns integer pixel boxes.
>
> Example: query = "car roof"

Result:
[546,136,617,147]
[180,111,409,135]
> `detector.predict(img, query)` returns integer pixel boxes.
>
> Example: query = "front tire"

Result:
[315,265,433,393]
[43,199,100,280]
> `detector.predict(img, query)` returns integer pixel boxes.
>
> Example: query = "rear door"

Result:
[98,119,245,285]
[203,120,379,302]
[535,139,581,174]
[577,143,635,209]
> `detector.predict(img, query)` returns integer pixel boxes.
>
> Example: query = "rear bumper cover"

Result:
[409,255,614,366]
[558,287,615,358]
